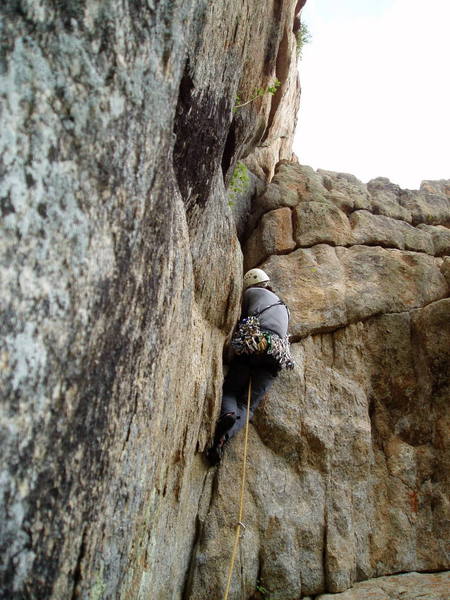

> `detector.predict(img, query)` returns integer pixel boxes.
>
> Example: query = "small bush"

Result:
[296,22,311,59]
[234,78,281,112]
[228,162,250,205]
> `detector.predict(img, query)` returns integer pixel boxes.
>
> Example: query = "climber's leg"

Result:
[223,359,276,441]
[206,358,250,464]
[248,362,277,415]
[206,357,276,466]
[205,359,250,467]
[219,357,251,419]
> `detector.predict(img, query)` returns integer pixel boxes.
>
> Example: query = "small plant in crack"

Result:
[253,579,280,599]
[227,161,250,206]
[234,78,281,112]
[296,22,311,60]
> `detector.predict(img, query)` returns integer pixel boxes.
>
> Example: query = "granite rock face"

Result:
[1,1,449,599]
[186,164,450,599]
[315,571,450,600]
[0,1,301,598]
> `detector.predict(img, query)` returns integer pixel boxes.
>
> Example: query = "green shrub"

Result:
[228,162,250,205]
[296,22,311,59]
[234,78,281,112]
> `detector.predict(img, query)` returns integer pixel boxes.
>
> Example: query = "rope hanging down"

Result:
[223,378,252,600]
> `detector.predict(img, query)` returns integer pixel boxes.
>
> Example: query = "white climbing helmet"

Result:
[243,268,270,290]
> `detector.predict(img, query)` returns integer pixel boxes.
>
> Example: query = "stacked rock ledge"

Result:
[0,0,303,598]
[185,161,450,598]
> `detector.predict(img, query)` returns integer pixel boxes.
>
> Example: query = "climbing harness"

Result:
[223,378,252,600]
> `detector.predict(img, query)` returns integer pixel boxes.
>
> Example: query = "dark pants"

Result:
[218,355,278,441]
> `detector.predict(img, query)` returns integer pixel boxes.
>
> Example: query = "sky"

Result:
[293,0,450,189]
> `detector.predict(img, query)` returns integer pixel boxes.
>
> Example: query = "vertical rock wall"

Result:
[0,1,301,598]
[186,164,450,598]
[2,1,448,599]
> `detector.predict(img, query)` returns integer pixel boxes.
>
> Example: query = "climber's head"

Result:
[243,268,270,290]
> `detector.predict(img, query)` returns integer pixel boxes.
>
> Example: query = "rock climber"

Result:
[206,268,294,466]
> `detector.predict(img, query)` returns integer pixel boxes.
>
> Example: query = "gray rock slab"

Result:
[293,202,353,247]
[262,245,447,338]
[350,210,434,254]
[400,190,450,226]
[316,571,450,600]
[417,223,450,256]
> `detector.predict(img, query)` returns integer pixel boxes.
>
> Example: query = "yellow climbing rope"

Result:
[223,378,252,600]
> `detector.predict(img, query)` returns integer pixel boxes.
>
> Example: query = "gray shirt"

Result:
[242,287,289,338]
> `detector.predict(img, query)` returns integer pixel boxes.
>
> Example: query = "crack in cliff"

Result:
[248,188,450,235]
[173,59,233,215]
[122,389,139,452]
[181,468,216,600]
[321,495,329,596]
[256,240,448,264]
[296,240,447,256]
[262,20,290,140]
[70,526,87,600]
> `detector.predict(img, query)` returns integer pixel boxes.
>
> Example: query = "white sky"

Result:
[293,0,450,189]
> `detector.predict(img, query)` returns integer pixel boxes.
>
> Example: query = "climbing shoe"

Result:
[205,413,236,467]
[214,412,237,441]
[205,442,224,467]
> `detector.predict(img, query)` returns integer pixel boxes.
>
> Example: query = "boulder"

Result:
[420,179,450,197]
[350,210,434,254]
[319,169,371,211]
[262,245,447,338]
[316,571,450,600]
[417,223,450,256]
[247,181,299,232]
[244,207,296,270]
[400,190,450,226]
[293,202,353,247]
[367,177,413,222]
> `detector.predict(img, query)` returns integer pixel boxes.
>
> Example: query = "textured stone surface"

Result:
[243,164,450,340]
[2,2,449,599]
[420,179,450,196]
[367,177,413,222]
[417,223,450,256]
[294,202,353,247]
[316,571,450,600]
[245,0,306,180]
[187,301,450,598]
[264,245,447,338]
[187,162,450,599]
[442,256,450,285]
[399,189,450,226]
[319,169,371,211]
[244,207,296,270]
[350,210,434,253]
[246,161,304,232]
[0,1,301,598]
